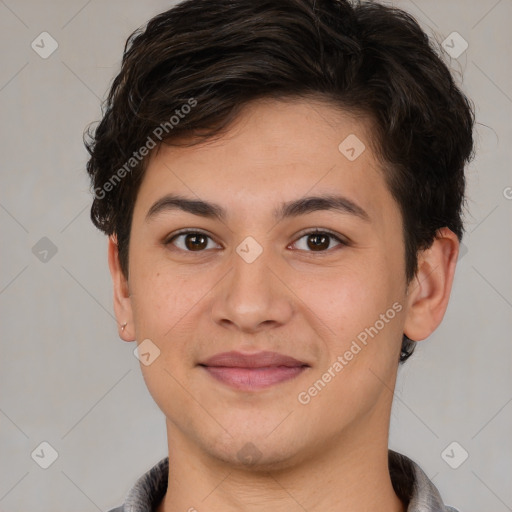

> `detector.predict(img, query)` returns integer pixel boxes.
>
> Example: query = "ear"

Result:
[107,235,135,341]
[403,227,460,342]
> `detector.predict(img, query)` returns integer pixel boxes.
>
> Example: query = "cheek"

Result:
[129,270,201,411]
[303,266,405,386]
[296,270,404,418]
[130,271,195,340]
[296,264,393,335]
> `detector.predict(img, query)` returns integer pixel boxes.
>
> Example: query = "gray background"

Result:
[1,0,511,511]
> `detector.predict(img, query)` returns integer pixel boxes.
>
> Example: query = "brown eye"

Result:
[306,233,330,251]
[292,230,346,252]
[183,233,208,251]
[166,231,220,252]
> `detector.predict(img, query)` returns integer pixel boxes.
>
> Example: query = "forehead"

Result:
[134,98,396,226]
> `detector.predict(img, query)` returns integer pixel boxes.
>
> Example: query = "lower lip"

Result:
[201,365,308,391]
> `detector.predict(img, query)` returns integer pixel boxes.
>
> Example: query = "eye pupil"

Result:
[308,234,330,251]
[185,233,208,251]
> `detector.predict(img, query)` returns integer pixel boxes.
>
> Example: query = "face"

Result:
[115,98,412,469]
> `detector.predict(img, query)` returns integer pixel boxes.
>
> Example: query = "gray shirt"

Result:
[108,450,460,512]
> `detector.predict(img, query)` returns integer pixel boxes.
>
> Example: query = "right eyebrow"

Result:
[145,194,226,223]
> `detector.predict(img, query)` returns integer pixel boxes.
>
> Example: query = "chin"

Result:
[203,432,308,472]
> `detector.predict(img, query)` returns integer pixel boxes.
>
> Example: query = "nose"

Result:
[210,240,294,333]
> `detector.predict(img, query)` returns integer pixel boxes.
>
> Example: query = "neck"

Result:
[157,409,405,512]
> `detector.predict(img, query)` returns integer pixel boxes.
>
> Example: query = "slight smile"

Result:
[198,351,311,391]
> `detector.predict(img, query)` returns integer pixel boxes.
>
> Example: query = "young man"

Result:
[85,0,474,510]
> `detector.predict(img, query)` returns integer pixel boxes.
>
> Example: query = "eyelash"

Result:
[164,228,348,254]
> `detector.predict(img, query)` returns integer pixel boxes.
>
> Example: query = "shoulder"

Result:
[106,457,169,512]
[388,450,462,512]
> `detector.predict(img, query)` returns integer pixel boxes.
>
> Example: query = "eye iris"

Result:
[185,233,208,251]
[307,233,330,251]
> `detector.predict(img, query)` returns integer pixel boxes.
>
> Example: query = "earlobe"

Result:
[403,228,460,342]
[107,235,135,342]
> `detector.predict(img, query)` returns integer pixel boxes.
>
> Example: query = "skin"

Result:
[108,97,459,512]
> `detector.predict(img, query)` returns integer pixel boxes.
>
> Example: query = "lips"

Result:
[200,350,308,368]
[199,351,310,391]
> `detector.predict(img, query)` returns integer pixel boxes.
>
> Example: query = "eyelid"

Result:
[166,227,215,238]
[293,227,348,244]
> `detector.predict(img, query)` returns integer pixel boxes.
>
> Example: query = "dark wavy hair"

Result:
[84,0,475,363]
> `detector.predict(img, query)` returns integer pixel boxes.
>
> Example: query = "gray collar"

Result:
[389,450,460,511]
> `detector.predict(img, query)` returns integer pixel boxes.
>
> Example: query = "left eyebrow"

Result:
[145,193,371,223]
[276,194,371,223]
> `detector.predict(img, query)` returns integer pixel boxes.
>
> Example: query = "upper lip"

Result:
[199,351,309,368]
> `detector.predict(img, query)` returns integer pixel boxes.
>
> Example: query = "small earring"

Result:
[121,322,127,332]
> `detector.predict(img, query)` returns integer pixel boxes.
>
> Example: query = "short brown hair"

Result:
[85,0,475,362]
